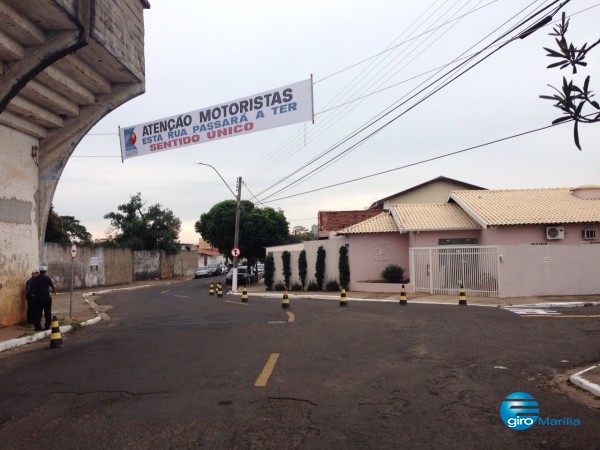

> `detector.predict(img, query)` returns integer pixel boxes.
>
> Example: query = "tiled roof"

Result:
[450,187,600,226]
[318,210,384,232]
[337,212,397,234]
[198,248,221,257]
[390,203,481,231]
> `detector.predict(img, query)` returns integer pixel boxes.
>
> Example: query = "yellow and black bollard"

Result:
[209,283,214,296]
[459,284,467,305]
[399,284,407,305]
[339,288,348,307]
[281,290,290,309]
[217,282,223,298]
[241,286,248,303]
[49,316,64,349]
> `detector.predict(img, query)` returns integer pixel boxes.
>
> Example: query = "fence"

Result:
[410,246,499,297]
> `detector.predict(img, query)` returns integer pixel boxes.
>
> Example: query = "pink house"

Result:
[266,177,600,297]
[337,178,600,297]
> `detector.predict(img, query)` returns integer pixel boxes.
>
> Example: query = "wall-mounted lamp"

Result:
[31,145,38,159]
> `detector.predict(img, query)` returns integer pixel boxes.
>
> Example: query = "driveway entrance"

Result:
[410,246,499,297]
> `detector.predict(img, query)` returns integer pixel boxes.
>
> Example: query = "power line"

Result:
[259,119,571,204]
[255,1,561,202]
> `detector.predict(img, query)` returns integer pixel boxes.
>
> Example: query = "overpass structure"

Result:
[0,0,150,325]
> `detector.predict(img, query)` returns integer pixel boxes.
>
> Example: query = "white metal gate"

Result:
[410,246,499,297]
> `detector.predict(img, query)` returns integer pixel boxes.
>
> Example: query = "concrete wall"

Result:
[267,238,349,288]
[0,126,40,326]
[36,244,197,292]
[346,233,408,282]
[174,250,199,277]
[266,234,600,298]
[104,248,133,286]
[498,244,600,297]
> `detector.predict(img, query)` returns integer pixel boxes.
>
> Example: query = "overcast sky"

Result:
[53,0,600,244]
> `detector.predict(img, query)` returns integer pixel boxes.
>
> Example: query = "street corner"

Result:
[570,364,600,398]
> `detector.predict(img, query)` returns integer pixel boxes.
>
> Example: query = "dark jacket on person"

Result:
[31,273,55,300]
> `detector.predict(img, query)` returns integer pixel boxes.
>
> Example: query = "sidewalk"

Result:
[1,278,598,398]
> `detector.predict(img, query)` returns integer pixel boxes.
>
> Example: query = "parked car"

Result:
[207,264,221,276]
[194,266,210,278]
[257,263,265,278]
[225,266,255,285]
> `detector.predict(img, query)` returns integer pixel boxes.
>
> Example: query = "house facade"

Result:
[267,177,600,298]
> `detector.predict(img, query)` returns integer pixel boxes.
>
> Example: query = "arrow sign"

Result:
[231,247,240,258]
[70,243,78,259]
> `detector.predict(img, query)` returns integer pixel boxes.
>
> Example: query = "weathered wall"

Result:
[0,1,149,326]
[104,247,133,286]
[0,126,39,326]
[43,243,106,290]
[171,250,198,277]
[133,250,160,280]
[37,245,197,291]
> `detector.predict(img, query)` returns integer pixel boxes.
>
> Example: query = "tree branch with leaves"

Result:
[540,12,600,150]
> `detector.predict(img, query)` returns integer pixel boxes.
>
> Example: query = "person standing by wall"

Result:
[24,269,39,325]
[31,266,56,331]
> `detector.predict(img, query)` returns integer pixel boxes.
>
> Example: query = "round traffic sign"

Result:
[231,247,240,257]
[70,243,78,259]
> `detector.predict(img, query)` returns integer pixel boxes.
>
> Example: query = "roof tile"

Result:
[390,203,481,231]
[450,187,600,225]
[338,212,397,234]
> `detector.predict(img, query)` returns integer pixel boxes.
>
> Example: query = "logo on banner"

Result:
[123,127,137,157]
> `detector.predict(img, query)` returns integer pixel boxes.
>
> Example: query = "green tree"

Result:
[264,254,275,291]
[45,204,70,244]
[195,200,289,261]
[540,12,600,150]
[60,215,93,244]
[289,225,313,243]
[298,249,307,290]
[315,246,326,291]
[104,192,181,254]
[338,245,350,289]
[282,250,291,288]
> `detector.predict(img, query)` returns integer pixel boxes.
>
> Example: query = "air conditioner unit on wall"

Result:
[546,226,565,240]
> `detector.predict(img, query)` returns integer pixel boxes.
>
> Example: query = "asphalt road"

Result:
[0,277,599,449]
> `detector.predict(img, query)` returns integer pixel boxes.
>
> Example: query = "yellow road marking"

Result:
[522,314,600,318]
[287,312,295,323]
[255,353,280,387]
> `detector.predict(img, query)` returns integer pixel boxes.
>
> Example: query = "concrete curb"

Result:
[0,315,102,353]
[570,366,600,397]
[228,291,499,307]
[0,291,113,353]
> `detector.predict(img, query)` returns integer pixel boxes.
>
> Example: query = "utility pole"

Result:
[232,176,242,292]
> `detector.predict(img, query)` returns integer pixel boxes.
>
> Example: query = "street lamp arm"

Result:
[194,161,237,199]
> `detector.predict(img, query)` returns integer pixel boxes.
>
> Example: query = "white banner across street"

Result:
[119,78,314,160]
